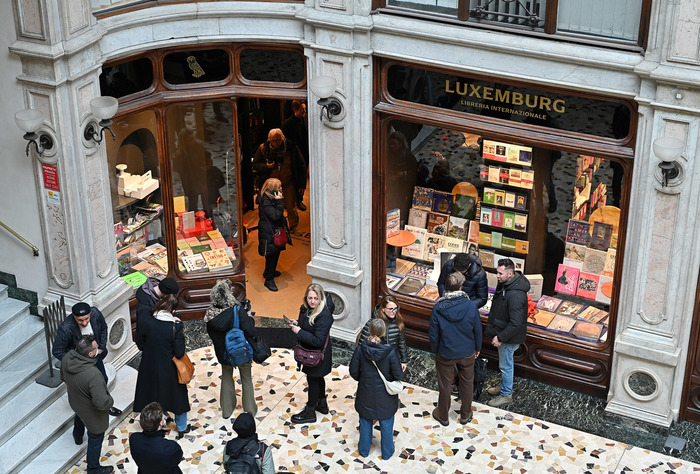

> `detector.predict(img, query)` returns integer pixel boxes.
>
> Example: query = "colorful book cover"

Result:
[589,221,613,251]
[211,238,229,249]
[518,148,533,166]
[563,243,586,269]
[516,239,529,254]
[479,232,492,247]
[576,272,600,300]
[407,208,429,228]
[480,207,492,226]
[407,262,433,280]
[479,250,495,269]
[557,300,584,317]
[412,186,434,211]
[511,256,525,272]
[190,243,212,254]
[505,192,516,208]
[514,194,528,210]
[386,208,401,239]
[423,233,446,262]
[185,237,201,246]
[447,216,469,240]
[416,285,440,301]
[151,253,169,273]
[466,242,479,257]
[395,277,424,295]
[482,188,496,205]
[508,168,522,187]
[514,213,527,232]
[537,295,563,312]
[596,275,613,304]
[547,315,577,333]
[554,264,580,295]
[494,190,506,206]
[482,140,507,161]
[452,194,477,220]
[468,221,480,243]
[529,309,555,327]
[499,167,510,184]
[121,271,148,288]
[432,191,454,215]
[582,248,607,275]
[566,219,591,246]
[427,212,450,235]
[492,209,504,228]
[400,225,427,260]
[502,212,515,230]
[604,249,616,277]
[526,274,544,301]
[501,236,517,251]
[176,239,191,250]
[182,254,208,273]
[491,231,503,249]
[207,229,224,240]
[202,248,233,271]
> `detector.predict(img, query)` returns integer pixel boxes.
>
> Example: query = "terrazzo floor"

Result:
[69,346,699,473]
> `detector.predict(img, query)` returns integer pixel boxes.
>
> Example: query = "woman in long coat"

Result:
[289,283,335,424]
[205,279,258,418]
[350,319,404,460]
[133,294,190,438]
[258,178,286,292]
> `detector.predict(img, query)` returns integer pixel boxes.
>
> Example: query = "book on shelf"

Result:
[610,233,618,250]
[190,243,212,254]
[494,190,506,206]
[576,272,600,299]
[566,219,591,246]
[452,194,476,220]
[394,258,416,275]
[515,239,529,254]
[423,233,446,262]
[479,165,489,181]
[182,211,195,229]
[482,140,506,161]
[479,250,495,269]
[416,285,440,301]
[207,229,224,240]
[514,213,527,232]
[427,212,450,235]
[480,207,492,225]
[486,272,498,291]
[386,274,403,290]
[571,320,604,341]
[511,256,525,272]
[407,262,433,279]
[603,249,616,277]
[177,249,194,259]
[132,260,166,279]
[589,221,613,251]
[483,188,496,205]
[492,209,504,228]
[563,243,586,269]
[447,216,469,240]
[386,208,401,239]
[505,192,516,208]
[202,248,233,271]
[479,231,491,247]
[150,253,169,273]
[466,242,479,257]
[176,239,191,250]
[501,236,516,251]
[582,248,607,275]
[407,208,429,228]
[224,246,236,261]
[395,277,425,295]
[520,170,534,189]
[557,300,584,317]
[508,168,522,187]
[181,253,208,273]
[547,314,577,333]
[211,238,228,249]
[121,271,148,288]
[498,167,510,185]
[529,309,555,327]
[502,212,515,230]
[432,191,454,215]
[491,231,503,249]
[537,295,563,312]
[468,221,480,243]
[596,275,613,304]
[518,148,533,166]
[400,225,427,260]
[412,186,434,211]
[526,274,544,301]
[185,237,200,246]
[554,264,580,296]
[514,193,527,210]
[196,234,212,242]
[444,236,466,253]
[488,166,500,183]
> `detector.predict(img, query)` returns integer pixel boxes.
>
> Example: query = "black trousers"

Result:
[263,252,280,280]
[306,375,326,407]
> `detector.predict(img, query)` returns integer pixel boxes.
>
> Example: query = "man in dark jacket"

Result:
[485,258,530,408]
[436,253,488,308]
[129,402,183,474]
[281,100,309,211]
[61,336,114,474]
[135,277,179,340]
[52,302,121,418]
[429,272,482,426]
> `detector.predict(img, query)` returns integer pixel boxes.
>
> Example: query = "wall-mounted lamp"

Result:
[309,75,343,122]
[15,109,54,157]
[653,137,684,187]
[83,96,119,145]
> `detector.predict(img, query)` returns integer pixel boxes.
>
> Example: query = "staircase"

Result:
[0,284,138,474]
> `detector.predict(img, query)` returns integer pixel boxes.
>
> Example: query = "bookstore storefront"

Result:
[373,58,636,396]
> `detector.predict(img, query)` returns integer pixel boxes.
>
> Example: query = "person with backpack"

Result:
[206,279,258,418]
[223,412,274,474]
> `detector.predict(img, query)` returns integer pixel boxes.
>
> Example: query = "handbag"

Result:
[262,198,290,249]
[372,360,404,395]
[248,336,272,364]
[172,323,194,384]
[293,310,329,368]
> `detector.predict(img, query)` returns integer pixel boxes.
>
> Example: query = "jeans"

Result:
[174,412,188,431]
[86,430,105,470]
[358,416,395,459]
[497,343,519,396]
[435,353,475,421]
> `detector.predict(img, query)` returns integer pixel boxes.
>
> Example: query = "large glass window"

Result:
[100,58,154,99]
[239,48,305,84]
[163,49,231,85]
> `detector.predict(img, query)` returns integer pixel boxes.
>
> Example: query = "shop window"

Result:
[384,119,623,345]
[166,101,241,275]
[100,58,154,98]
[163,49,231,85]
[239,48,305,84]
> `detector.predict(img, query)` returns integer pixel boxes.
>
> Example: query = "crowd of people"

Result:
[56,252,529,472]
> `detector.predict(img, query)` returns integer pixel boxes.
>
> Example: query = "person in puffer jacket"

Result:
[357,295,408,370]
[436,253,488,308]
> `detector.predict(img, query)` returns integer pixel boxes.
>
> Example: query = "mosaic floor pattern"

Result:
[68,347,700,473]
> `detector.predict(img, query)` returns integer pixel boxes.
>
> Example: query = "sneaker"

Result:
[431,409,449,427]
[486,386,501,396]
[487,394,513,408]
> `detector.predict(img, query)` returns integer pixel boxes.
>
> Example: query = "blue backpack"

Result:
[224,306,253,367]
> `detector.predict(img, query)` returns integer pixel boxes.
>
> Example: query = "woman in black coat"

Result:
[357,295,408,370]
[133,294,190,438]
[289,283,335,424]
[350,319,404,460]
[258,178,286,292]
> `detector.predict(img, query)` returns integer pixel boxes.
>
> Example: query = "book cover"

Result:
[487,272,498,290]
[182,211,195,229]
[176,239,191,250]
[483,188,496,205]
[121,271,147,288]
[488,166,500,183]
[480,207,492,226]
[492,209,504,228]
[604,249,616,277]
[447,216,469,240]
[182,254,208,273]
[505,192,516,208]
[501,236,517,251]
[466,241,479,257]
[576,272,600,300]
[582,248,607,275]
[566,219,591,245]
[412,186,434,211]
[190,243,212,254]
[491,231,503,249]
[407,262,433,280]
[577,306,602,322]
[518,148,533,166]
[514,194,528,210]
[211,238,229,249]
[427,212,450,235]
[494,190,506,207]
[185,237,200,246]
[511,256,525,272]
[452,194,476,220]
[196,234,213,242]
[610,233,618,249]
[514,213,527,232]
[400,225,427,260]
[529,309,555,327]
[479,164,489,181]
[516,239,529,254]
[423,233,446,262]
[547,314,577,333]
[537,295,563,312]
[483,140,507,161]
[132,260,166,279]
[596,275,613,304]
[521,170,534,189]
[444,236,466,254]
[202,248,233,271]
[508,168,522,187]
[502,212,515,230]
[468,221,480,243]
[554,264,580,295]
[207,229,224,240]
[479,250,495,269]
[557,300,584,317]
[394,259,415,276]
[499,167,510,185]
[386,274,403,290]
[526,274,544,301]
[151,253,169,273]
[407,208,429,228]
[395,277,424,295]
[416,285,440,301]
[386,208,401,239]
[479,232,492,246]
[589,221,613,251]
[571,321,604,341]
[563,243,586,269]
[432,191,454,215]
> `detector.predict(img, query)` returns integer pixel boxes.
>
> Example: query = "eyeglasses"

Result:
[384,307,398,312]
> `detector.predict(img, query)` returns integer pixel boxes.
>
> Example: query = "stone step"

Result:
[0,314,43,370]
[0,338,52,410]
[0,284,8,302]
[0,295,31,333]
[7,365,137,474]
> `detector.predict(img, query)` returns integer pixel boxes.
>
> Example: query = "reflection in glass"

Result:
[163,49,230,85]
[239,48,305,83]
[100,58,154,98]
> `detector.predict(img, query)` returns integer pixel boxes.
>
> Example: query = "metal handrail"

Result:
[0,219,39,256]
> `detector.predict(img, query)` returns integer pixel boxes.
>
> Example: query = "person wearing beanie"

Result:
[223,413,275,473]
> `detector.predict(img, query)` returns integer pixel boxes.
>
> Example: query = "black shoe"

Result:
[109,407,122,417]
[176,425,192,440]
[73,432,83,445]
[86,466,114,474]
[291,405,316,424]
[165,416,174,424]
[297,202,307,211]
[315,397,329,415]
[273,271,281,277]
[264,279,278,292]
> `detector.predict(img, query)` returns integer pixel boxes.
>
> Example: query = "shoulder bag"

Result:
[262,198,289,248]
[293,310,329,367]
[371,359,404,395]
[172,323,194,384]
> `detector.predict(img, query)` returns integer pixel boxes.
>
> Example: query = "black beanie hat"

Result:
[158,277,179,295]
[233,412,256,438]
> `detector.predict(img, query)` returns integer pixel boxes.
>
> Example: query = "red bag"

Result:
[273,227,289,248]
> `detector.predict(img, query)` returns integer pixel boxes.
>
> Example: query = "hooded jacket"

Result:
[436,255,489,308]
[60,350,113,434]
[485,271,531,345]
[223,437,275,474]
[357,305,408,363]
[349,341,403,421]
[429,290,483,359]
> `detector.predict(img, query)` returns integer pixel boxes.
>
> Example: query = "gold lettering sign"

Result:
[446,80,566,114]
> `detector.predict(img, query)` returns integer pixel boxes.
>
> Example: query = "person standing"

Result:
[289,283,335,424]
[281,100,309,211]
[205,279,258,418]
[349,319,403,460]
[129,402,183,474]
[135,277,179,340]
[61,336,114,474]
[436,252,488,308]
[357,296,408,371]
[485,258,530,408]
[133,294,191,439]
[52,302,122,425]
[429,272,482,426]
[257,178,287,292]
[223,412,275,474]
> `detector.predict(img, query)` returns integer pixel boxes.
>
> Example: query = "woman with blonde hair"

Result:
[258,178,287,292]
[289,283,335,424]
[358,295,408,371]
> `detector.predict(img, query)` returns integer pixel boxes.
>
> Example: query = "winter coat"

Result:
[252,139,306,191]
[295,292,335,377]
[485,271,530,345]
[52,307,108,361]
[357,305,408,363]
[429,290,483,359]
[349,341,403,421]
[60,350,113,434]
[206,305,257,366]
[135,277,161,342]
[129,430,183,474]
[436,255,489,308]
[257,192,286,257]
[224,437,275,474]
[133,317,189,414]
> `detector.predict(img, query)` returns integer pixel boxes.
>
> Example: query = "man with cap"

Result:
[52,301,122,428]
[223,412,275,474]
[135,277,179,339]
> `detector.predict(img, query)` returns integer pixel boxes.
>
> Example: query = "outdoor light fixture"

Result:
[309,75,343,122]
[83,96,119,144]
[15,109,54,157]
[653,136,684,187]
